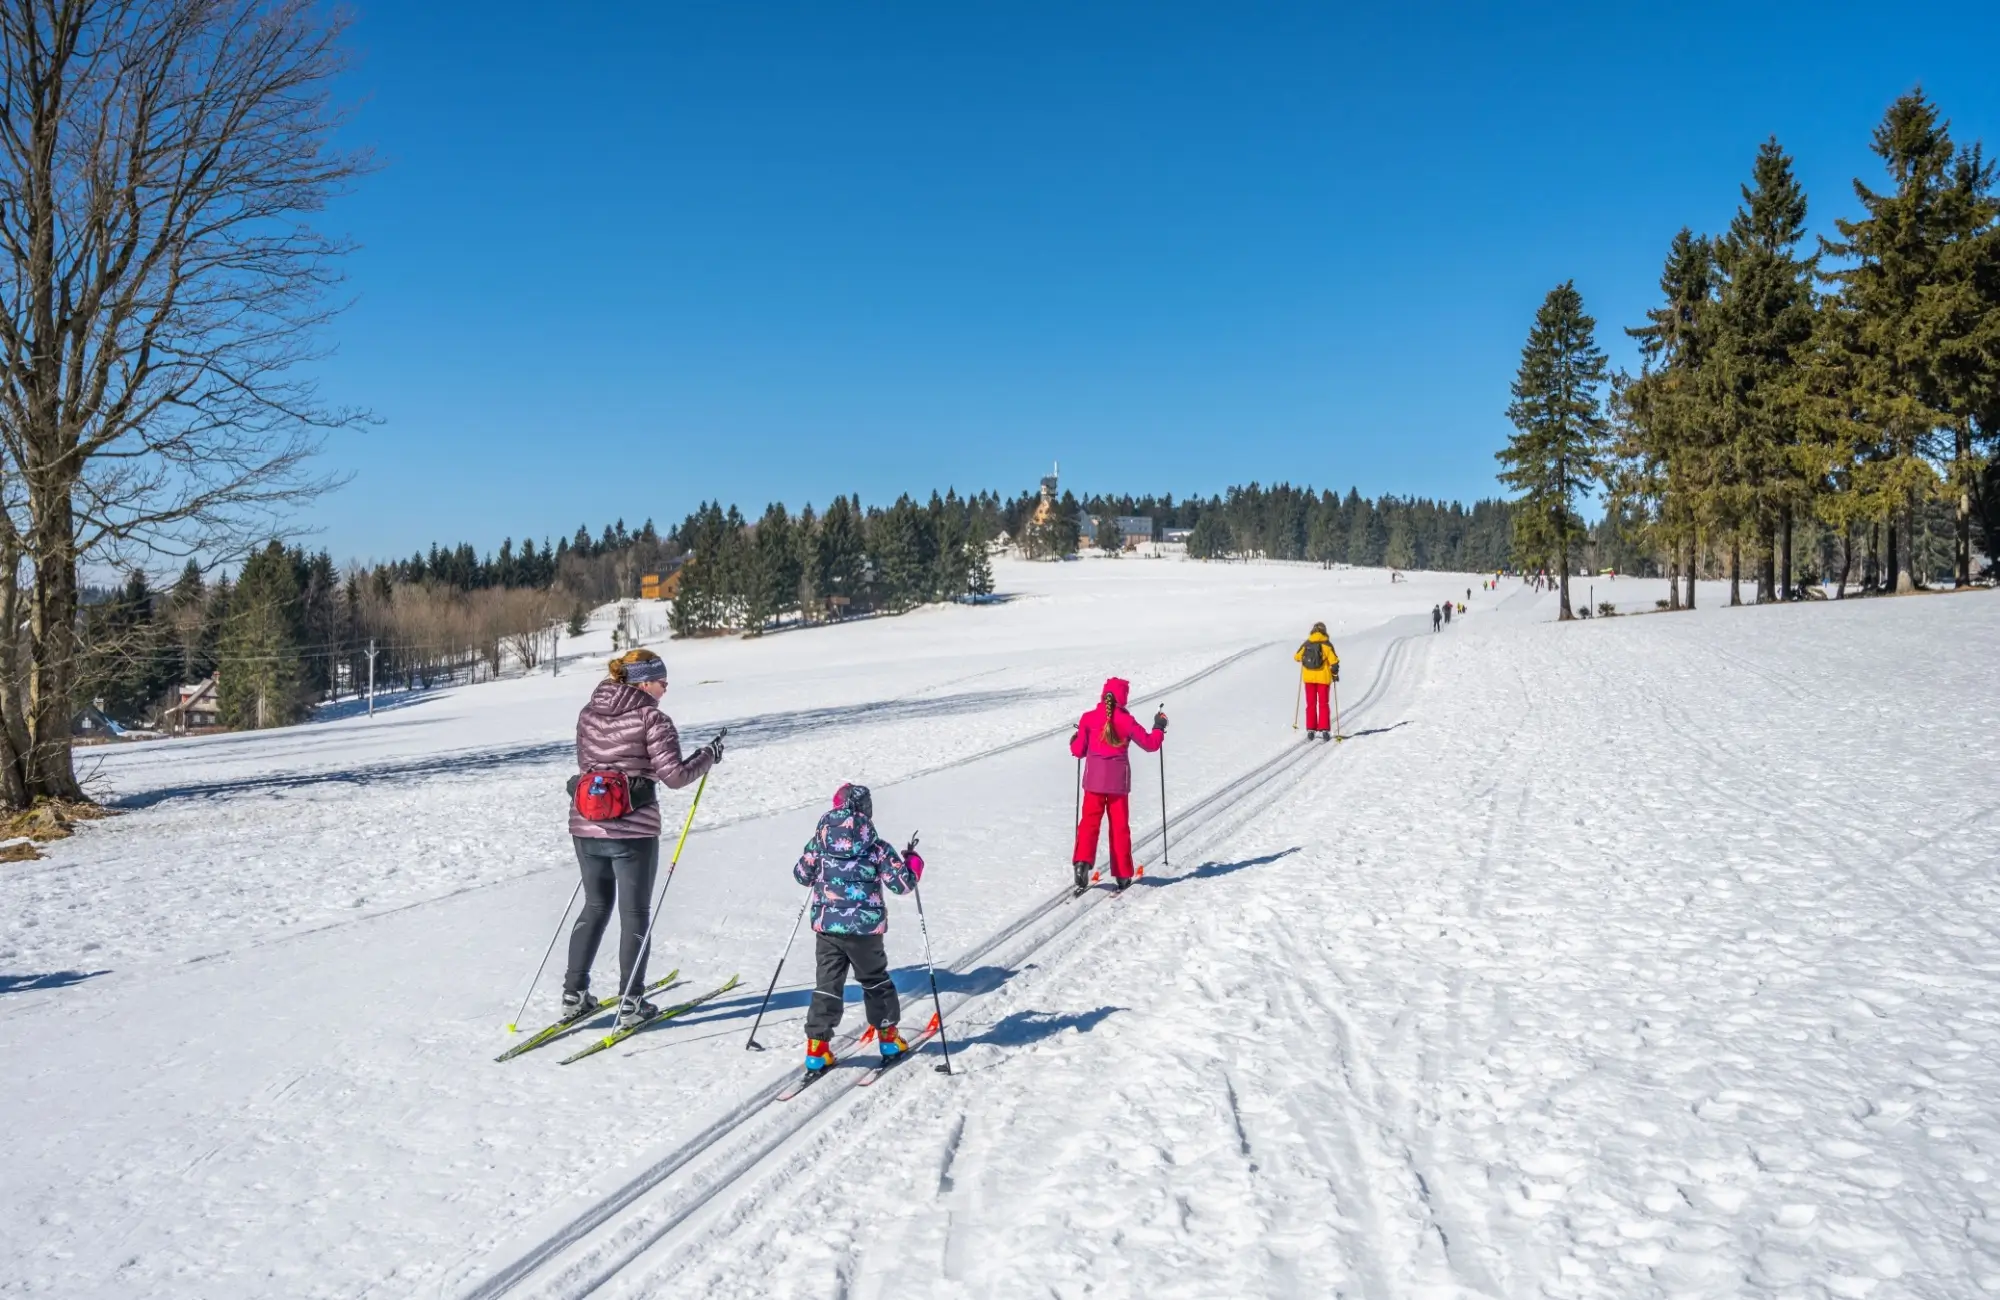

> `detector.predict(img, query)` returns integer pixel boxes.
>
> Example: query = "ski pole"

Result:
[617,729,724,1007]
[905,833,953,1075]
[1157,708,1169,871]
[505,878,582,1032]
[744,895,809,1051]
[1332,680,1344,742]
[1292,676,1302,730]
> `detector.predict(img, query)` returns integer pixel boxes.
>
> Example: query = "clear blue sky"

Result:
[305,0,2000,564]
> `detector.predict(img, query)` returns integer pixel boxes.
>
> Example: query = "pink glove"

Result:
[906,850,926,881]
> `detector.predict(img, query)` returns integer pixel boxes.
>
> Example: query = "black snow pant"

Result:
[804,932,900,1041]
[563,835,660,998]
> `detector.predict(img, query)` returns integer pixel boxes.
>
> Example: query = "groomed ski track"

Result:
[455,619,1429,1300]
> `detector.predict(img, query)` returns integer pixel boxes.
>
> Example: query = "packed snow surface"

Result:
[3,558,1996,1300]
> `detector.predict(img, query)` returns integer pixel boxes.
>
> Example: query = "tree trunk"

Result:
[1667,551,1681,611]
[0,532,34,810]
[1882,519,1897,593]
[1683,535,1696,609]
[1896,501,1918,593]
[1780,507,1794,600]
[1836,524,1853,598]
[1757,526,1775,604]
[1957,425,1973,587]
[1558,539,1572,620]
[1729,540,1742,606]
[26,498,84,802]
[1866,521,1880,592]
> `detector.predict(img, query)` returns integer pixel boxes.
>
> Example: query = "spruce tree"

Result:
[1709,138,1818,601]
[218,542,305,728]
[965,514,995,597]
[1820,90,1966,591]
[1623,228,1717,609]
[1499,281,1610,619]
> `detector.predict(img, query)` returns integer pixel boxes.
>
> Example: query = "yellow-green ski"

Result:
[494,970,680,1063]
[559,974,741,1065]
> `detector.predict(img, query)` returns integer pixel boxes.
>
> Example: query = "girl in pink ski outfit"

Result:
[1069,677,1167,892]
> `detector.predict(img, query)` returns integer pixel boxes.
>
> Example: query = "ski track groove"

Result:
[454,631,1422,1300]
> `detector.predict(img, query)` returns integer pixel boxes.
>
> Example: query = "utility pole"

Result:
[366,638,377,717]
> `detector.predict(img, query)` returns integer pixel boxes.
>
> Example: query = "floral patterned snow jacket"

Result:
[792,788,916,936]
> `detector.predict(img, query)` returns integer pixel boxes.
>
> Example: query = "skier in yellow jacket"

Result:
[1293,623,1340,741]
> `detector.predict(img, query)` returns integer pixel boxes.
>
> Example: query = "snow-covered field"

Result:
[4,558,1996,1300]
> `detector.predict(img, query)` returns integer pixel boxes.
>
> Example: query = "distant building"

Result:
[1115,516,1155,547]
[71,701,123,740]
[1158,526,1193,555]
[163,677,220,733]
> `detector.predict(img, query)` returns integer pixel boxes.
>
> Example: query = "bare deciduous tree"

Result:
[0,0,365,805]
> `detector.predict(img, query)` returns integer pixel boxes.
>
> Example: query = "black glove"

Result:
[704,735,726,766]
[1330,665,1340,683]
[1152,710,1168,732]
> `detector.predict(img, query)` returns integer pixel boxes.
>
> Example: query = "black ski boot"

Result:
[560,988,596,1022]
[1073,860,1091,894]
[617,994,660,1030]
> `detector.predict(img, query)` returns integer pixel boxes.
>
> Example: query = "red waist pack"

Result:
[568,770,655,821]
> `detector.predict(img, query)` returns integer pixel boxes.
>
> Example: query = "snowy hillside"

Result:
[3,559,1996,1300]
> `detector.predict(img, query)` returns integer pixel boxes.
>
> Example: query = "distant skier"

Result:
[564,648,720,1029]
[1070,678,1167,893]
[794,783,925,1078]
[1293,622,1340,741]
[1442,602,1452,626]
[1432,605,1442,632]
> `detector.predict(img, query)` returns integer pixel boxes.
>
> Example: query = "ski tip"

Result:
[923,1012,941,1033]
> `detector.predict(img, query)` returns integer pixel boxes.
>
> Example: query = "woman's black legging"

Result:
[563,835,661,997]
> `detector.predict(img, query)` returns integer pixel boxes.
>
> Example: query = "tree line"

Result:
[1500,89,2000,618]
[1179,484,1519,572]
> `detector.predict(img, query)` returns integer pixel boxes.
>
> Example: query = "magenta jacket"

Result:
[1068,677,1164,796]
[569,680,714,839]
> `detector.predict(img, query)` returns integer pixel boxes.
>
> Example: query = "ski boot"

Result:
[804,1037,837,1077]
[1113,874,1132,893]
[560,987,596,1022]
[877,1026,911,1062]
[1073,860,1091,894]
[616,994,659,1029]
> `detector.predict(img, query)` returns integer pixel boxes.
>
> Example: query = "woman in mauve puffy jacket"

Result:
[562,648,717,1026]
[1069,677,1166,893]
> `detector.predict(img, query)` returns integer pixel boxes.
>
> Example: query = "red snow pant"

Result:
[1304,681,1330,732]
[1073,791,1135,880]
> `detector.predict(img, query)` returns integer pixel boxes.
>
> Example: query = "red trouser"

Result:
[1073,791,1135,879]
[1304,681,1330,731]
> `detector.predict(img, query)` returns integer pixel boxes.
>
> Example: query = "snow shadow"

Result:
[961,1005,1124,1047]
[1140,846,1299,888]
[709,686,1057,745]
[309,689,448,723]
[0,969,111,995]
[107,687,1050,809]
[670,964,1017,1028]
[1338,721,1410,741]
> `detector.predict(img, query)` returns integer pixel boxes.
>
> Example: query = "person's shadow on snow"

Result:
[961,1005,1123,1047]
[0,969,111,995]
[1139,846,1299,887]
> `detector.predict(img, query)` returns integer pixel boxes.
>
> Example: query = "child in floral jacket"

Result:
[793,783,925,1075]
